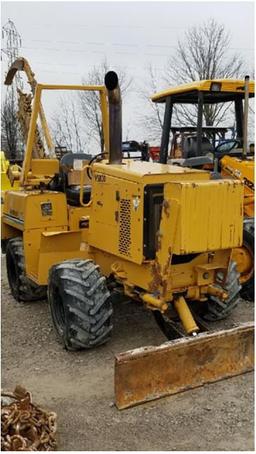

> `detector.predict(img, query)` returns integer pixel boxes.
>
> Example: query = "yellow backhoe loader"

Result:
[151,77,254,301]
[2,60,253,409]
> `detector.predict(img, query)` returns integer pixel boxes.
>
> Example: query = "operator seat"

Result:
[183,135,214,158]
[60,153,93,207]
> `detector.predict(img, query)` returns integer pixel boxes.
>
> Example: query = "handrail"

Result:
[79,164,92,207]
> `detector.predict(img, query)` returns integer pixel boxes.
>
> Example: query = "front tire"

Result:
[6,237,47,302]
[48,259,113,350]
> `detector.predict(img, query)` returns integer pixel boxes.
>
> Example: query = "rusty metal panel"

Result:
[115,322,254,409]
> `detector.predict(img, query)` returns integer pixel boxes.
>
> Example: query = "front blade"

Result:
[115,322,254,409]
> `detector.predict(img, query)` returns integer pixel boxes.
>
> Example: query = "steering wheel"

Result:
[214,139,240,159]
[86,152,108,179]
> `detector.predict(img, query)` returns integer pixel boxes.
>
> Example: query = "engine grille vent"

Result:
[119,199,131,256]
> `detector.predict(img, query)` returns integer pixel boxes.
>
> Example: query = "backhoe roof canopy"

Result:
[151,79,255,104]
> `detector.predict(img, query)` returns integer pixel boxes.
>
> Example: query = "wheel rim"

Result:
[232,244,254,284]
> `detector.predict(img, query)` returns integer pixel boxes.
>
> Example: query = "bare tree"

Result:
[1,89,20,160]
[50,59,132,153]
[137,64,164,142]
[79,59,132,152]
[164,18,244,126]
[51,95,85,152]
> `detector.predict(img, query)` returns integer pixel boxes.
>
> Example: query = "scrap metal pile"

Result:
[1,386,57,451]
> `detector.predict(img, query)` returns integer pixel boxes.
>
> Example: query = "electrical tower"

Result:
[1,19,23,159]
[2,18,23,88]
[2,18,22,61]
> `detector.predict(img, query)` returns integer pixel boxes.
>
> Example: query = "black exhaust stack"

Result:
[104,71,122,164]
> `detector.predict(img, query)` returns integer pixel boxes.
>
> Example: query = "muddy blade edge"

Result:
[114,322,254,410]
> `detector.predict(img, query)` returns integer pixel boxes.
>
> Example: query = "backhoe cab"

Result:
[151,77,255,165]
[152,77,255,301]
[2,63,253,409]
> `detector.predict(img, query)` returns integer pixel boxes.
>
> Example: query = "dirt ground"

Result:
[1,254,254,451]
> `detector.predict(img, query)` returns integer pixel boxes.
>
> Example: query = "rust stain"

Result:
[163,199,170,217]
[115,322,254,409]
[149,260,162,293]
[155,231,162,252]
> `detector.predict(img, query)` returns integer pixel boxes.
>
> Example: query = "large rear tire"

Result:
[154,261,241,339]
[6,237,47,302]
[239,220,254,301]
[48,259,113,350]
[203,261,241,321]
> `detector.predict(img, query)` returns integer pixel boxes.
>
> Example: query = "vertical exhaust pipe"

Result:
[243,75,250,159]
[104,71,122,164]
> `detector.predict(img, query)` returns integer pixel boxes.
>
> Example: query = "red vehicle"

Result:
[149,146,160,161]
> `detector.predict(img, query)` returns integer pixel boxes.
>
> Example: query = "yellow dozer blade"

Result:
[115,322,254,409]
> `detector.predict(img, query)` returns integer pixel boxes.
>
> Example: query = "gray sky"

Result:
[1,1,255,149]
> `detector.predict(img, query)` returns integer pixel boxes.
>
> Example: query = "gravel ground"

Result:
[1,255,254,451]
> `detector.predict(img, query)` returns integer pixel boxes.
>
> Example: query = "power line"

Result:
[19,42,254,55]
[24,23,189,31]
